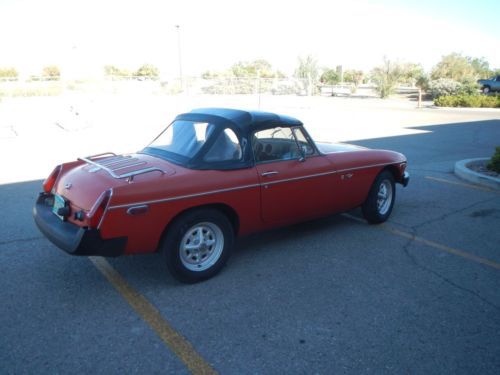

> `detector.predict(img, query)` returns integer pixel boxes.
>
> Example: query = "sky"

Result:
[1,0,499,79]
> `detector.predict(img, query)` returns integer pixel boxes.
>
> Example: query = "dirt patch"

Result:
[466,159,499,178]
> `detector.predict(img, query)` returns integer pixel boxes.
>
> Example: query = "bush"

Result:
[458,81,479,95]
[434,95,459,107]
[0,67,18,80]
[135,64,160,80]
[429,78,462,98]
[434,94,500,108]
[42,65,61,81]
[487,147,500,173]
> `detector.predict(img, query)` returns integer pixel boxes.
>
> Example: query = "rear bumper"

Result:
[401,171,410,187]
[33,193,126,257]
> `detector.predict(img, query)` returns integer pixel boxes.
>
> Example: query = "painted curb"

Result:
[454,158,500,190]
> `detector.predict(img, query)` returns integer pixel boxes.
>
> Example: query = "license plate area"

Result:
[52,194,67,221]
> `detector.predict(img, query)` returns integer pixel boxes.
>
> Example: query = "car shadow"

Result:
[347,119,500,170]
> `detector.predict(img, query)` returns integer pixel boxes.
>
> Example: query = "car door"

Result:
[253,126,337,224]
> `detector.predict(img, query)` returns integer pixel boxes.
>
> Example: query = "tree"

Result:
[42,65,60,81]
[468,57,491,79]
[399,63,424,86]
[135,64,160,80]
[370,57,403,98]
[320,69,339,84]
[231,60,284,78]
[294,55,319,96]
[431,53,477,83]
[343,69,364,86]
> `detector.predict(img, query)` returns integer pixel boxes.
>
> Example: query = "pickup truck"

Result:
[477,75,500,94]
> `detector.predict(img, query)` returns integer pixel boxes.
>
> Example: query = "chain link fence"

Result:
[0,76,391,98]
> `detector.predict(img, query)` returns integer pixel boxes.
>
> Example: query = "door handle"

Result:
[261,171,279,177]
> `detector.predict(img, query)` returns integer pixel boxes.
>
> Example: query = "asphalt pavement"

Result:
[1,97,499,374]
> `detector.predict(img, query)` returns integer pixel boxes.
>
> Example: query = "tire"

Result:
[482,86,490,94]
[362,170,396,224]
[161,208,234,283]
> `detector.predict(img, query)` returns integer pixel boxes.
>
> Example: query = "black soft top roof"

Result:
[175,108,303,135]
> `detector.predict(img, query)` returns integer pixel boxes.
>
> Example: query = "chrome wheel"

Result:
[180,222,224,272]
[362,170,396,224]
[377,180,393,215]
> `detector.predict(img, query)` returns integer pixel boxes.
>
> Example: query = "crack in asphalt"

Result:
[412,196,499,231]
[10,125,18,137]
[399,223,500,312]
[0,236,44,247]
[54,122,68,131]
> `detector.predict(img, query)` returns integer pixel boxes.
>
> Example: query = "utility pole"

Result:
[175,25,183,91]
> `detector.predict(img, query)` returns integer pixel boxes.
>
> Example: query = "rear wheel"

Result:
[362,170,396,224]
[161,208,234,283]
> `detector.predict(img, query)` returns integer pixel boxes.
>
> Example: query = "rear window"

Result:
[148,120,214,158]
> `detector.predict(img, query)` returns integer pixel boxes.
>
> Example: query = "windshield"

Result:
[144,120,215,163]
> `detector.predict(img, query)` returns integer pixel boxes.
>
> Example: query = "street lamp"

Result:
[175,25,183,91]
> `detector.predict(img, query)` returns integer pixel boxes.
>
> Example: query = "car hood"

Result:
[55,153,176,210]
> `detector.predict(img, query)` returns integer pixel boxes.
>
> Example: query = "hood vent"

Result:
[79,153,165,181]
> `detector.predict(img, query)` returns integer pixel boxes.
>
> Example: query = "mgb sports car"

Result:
[34,108,409,283]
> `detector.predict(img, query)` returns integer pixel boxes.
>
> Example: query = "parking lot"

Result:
[1,94,499,374]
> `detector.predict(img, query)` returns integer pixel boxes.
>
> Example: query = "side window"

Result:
[204,128,242,162]
[253,127,301,163]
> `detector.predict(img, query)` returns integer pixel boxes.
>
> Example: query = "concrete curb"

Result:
[430,106,500,113]
[454,158,500,190]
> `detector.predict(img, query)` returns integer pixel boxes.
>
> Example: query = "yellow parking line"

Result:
[425,176,499,193]
[342,214,500,271]
[89,256,217,375]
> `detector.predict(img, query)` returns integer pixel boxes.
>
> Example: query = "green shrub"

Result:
[478,95,500,107]
[458,81,479,96]
[458,95,481,107]
[487,146,500,173]
[434,95,459,107]
[434,94,500,108]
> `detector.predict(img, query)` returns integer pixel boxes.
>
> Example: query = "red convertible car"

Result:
[34,108,409,283]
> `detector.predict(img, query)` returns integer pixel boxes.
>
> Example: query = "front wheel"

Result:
[362,170,396,224]
[482,86,490,94]
[161,208,234,283]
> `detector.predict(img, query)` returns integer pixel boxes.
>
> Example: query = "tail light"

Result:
[43,165,62,193]
[86,189,112,228]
